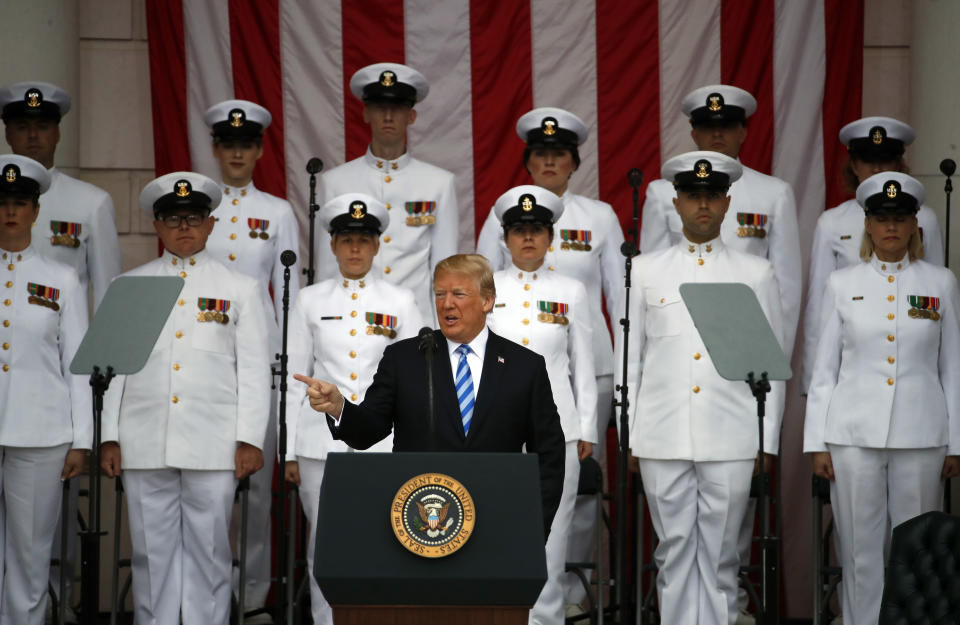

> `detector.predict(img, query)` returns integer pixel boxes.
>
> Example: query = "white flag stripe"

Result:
[530,0,600,201]
[657,0,722,163]
[404,0,476,250]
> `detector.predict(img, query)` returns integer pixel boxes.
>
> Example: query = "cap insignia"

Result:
[886,181,899,199]
[380,71,396,87]
[350,200,367,219]
[871,126,886,145]
[542,117,557,136]
[3,164,19,183]
[25,88,42,108]
[695,159,712,179]
[175,180,192,198]
[520,194,535,212]
[707,93,723,112]
[229,108,245,128]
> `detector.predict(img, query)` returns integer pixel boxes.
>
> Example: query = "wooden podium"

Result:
[315,452,547,624]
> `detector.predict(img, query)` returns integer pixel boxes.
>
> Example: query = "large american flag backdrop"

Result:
[146,0,864,616]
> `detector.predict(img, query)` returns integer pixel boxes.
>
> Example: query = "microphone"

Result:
[941,158,956,177]
[280,250,297,267]
[627,168,644,189]
[620,241,639,258]
[306,157,324,175]
[418,326,435,353]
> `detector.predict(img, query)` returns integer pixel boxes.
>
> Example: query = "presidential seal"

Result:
[391,473,476,558]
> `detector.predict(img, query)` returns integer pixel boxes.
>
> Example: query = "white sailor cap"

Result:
[349,63,429,105]
[662,151,743,191]
[0,154,51,195]
[839,116,915,162]
[203,99,272,140]
[681,84,757,125]
[321,193,390,234]
[493,185,564,227]
[0,81,71,122]
[515,107,588,150]
[139,172,222,218]
[856,171,924,216]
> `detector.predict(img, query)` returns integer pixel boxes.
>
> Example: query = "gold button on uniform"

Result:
[2,365,8,372]
[385,203,391,210]
[4,281,10,288]
[548,245,554,252]
[232,198,239,206]
[522,338,529,345]
[172,396,179,403]
[522,319,529,325]
[2,321,8,327]
[888,275,894,283]
[172,258,178,265]
[888,295,895,302]
[1,343,7,350]
[230,233,237,240]
[384,267,391,274]
[350,372,357,380]
[178,299,185,306]
[384,236,391,243]
[887,313,894,320]
[3,300,9,306]
[697,258,704,266]
[350,329,357,336]
[6,264,13,271]
[523,284,531,291]
[349,351,357,358]
[173,363,180,371]
[351,293,358,300]
[888,356,895,364]
[384,176,392,183]
[351,393,358,401]
[176,331,183,338]
[179,271,187,278]
[351,310,357,318]
[693,352,701,360]
[229,254,236,261]
[523,301,530,308]
[887,378,894,386]
[692,385,700,393]
[887,334,895,342]
[231,216,238,223]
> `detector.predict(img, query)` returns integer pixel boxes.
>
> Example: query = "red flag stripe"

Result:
[146,0,190,176]
[229,0,288,198]
[596,0,660,240]
[340,0,405,162]
[822,0,864,209]
[468,0,533,237]
[721,0,774,174]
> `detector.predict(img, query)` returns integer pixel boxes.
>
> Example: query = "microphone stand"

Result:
[304,158,323,286]
[272,250,297,625]
[940,158,955,514]
[627,168,644,247]
[419,328,437,451]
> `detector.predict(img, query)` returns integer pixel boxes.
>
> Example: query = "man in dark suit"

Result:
[295,253,565,533]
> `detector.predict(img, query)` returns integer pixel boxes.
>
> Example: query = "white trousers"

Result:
[124,468,235,625]
[530,441,580,625]
[0,444,69,625]
[828,444,945,625]
[232,397,276,609]
[298,456,334,625]
[562,374,613,605]
[639,458,753,625]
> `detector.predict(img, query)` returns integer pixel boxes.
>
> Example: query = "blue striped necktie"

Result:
[455,344,475,435]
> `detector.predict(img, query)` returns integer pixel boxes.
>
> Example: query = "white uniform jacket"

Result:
[615,237,786,461]
[316,148,458,319]
[640,166,801,352]
[0,246,90,448]
[102,250,271,470]
[285,276,422,459]
[476,193,625,377]
[802,199,944,390]
[31,168,122,308]
[206,181,302,344]
[803,255,960,454]
[487,266,597,443]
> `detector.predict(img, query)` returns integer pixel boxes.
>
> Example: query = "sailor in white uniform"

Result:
[284,193,421,625]
[100,172,271,625]
[316,63,458,320]
[803,116,944,391]
[804,172,960,625]
[485,185,597,625]
[203,98,302,616]
[617,151,785,625]
[0,155,89,625]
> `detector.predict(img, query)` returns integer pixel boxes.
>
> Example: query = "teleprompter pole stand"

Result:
[747,371,779,625]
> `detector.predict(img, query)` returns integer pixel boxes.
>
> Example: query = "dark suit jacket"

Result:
[327,328,566,534]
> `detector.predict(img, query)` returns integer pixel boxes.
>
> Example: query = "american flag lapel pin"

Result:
[497,356,505,364]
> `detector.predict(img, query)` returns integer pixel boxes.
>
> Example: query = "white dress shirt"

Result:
[802,199,944,390]
[316,147,459,319]
[102,249,271,470]
[488,265,597,443]
[30,168,122,308]
[445,325,489,397]
[804,254,960,453]
[640,165,801,353]
[615,236,786,461]
[285,274,422,458]
[476,192,624,377]
[0,245,90,448]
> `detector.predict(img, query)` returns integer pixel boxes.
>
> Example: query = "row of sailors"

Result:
[0,62,951,625]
